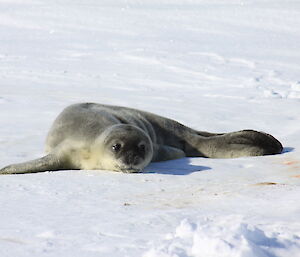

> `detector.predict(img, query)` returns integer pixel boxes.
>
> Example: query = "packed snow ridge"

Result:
[143,217,300,257]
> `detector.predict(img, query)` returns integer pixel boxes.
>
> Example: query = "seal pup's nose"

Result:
[124,153,140,166]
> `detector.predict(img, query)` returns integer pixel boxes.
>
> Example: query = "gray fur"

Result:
[0,103,283,174]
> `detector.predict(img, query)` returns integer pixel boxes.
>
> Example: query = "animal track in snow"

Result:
[254,70,300,100]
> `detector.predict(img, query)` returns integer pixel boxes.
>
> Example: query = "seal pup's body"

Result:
[0,103,283,174]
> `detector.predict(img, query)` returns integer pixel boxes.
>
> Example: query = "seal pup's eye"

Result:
[112,143,122,152]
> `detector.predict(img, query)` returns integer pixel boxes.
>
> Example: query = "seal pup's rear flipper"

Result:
[187,129,283,158]
[0,154,65,174]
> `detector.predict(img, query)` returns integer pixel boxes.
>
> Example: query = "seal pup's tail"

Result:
[0,154,63,174]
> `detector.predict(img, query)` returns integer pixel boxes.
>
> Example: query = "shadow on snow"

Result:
[144,157,211,175]
[282,147,294,154]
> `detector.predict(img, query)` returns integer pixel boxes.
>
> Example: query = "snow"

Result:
[144,218,300,257]
[0,0,300,256]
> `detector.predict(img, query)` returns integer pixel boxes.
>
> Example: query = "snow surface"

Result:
[0,0,300,256]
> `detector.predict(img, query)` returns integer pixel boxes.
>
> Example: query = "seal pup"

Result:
[0,103,283,174]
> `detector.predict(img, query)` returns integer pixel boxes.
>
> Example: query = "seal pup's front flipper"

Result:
[0,154,66,174]
[152,144,185,162]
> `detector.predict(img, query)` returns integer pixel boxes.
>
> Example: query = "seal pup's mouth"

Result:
[118,166,142,173]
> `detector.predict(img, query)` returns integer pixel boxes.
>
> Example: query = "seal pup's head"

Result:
[96,124,153,173]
